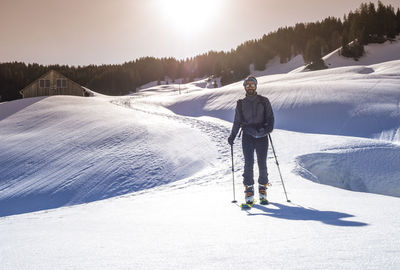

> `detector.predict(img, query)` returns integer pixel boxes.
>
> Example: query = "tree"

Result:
[304,37,325,64]
[397,8,400,33]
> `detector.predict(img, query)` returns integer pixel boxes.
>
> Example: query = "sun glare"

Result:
[158,0,222,35]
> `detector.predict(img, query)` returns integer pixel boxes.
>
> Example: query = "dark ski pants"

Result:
[242,133,269,186]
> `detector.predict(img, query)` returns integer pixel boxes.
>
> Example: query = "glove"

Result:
[264,123,273,133]
[228,135,235,146]
[255,123,264,132]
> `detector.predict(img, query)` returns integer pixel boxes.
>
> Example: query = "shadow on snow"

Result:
[246,202,368,227]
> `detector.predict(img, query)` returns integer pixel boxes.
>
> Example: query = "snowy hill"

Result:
[143,60,400,143]
[1,59,400,269]
[135,36,400,93]
[136,76,221,94]
[323,36,400,69]
[291,35,400,73]
[138,37,400,93]
[0,96,218,217]
[250,55,306,76]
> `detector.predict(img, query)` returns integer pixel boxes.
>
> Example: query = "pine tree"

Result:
[396,8,400,33]
[305,37,325,64]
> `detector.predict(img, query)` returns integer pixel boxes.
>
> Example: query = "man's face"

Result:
[244,82,257,95]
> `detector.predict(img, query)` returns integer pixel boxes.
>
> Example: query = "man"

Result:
[228,76,274,206]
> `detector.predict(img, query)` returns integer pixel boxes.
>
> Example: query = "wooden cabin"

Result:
[20,70,89,98]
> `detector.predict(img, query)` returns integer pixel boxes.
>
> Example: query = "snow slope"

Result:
[141,60,400,143]
[251,55,306,76]
[291,35,400,73]
[323,36,400,69]
[1,59,400,269]
[0,96,218,217]
[137,77,221,94]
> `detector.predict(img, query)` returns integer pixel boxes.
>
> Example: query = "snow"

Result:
[1,43,400,269]
[297,141,400,197]
[251,55,306,76]
[0,96,218,217]
[137,77,221,93]
[324,36,400,69]
[291,35,400,73]
[143,60,400,144]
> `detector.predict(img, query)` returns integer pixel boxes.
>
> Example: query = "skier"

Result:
[228,76,274,207]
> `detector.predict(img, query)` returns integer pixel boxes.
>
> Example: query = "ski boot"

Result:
[259,184,269,205]
[241,185,255,209]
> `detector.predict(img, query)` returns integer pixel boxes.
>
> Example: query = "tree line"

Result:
[1,1,399,101]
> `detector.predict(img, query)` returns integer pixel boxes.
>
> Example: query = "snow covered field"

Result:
[1,47,400,268]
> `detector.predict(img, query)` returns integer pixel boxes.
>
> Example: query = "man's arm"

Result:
[228,101,242,144]
[264,98,274,133]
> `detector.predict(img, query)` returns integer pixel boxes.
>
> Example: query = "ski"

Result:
[240,199,269,209]
[241,202,255,209]
[259,198,269,205]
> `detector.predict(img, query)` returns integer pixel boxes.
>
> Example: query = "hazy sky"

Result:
[1,0,399,66]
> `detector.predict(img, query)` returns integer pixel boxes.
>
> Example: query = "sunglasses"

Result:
[245,83,256,88]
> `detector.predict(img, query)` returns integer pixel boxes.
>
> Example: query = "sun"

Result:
[158,0,222,35]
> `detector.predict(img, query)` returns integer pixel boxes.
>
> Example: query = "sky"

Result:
[1,0,399,66]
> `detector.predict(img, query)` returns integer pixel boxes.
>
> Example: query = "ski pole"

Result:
[230,144,237,203]
[268,133,291,202]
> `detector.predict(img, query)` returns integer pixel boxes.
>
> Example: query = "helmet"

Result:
[243,76,257,87]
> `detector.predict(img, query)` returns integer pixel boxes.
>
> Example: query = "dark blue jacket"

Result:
[230,94,274,139]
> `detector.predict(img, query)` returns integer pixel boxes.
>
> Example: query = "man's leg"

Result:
[255,135,269,185]
[255,135,269,204]
[242,133,255,186]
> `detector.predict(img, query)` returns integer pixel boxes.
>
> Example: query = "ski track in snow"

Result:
[111,71,400,199]
[110,96,271,190]
[0,96,224,217]
[112,96,286,189]
[0,93,285,218]
[110,95,292,211]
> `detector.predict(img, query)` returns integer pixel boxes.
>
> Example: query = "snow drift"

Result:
[296,143,400,197]
[0,96,218,217]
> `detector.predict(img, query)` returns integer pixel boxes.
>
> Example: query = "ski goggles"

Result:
[244,82,256,88]
[243,77,257,86]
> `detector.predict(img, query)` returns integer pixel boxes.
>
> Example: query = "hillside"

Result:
[0,95,219,217]
[140,35,400,89]
[290,35,400,73]
[323,36,400,69]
